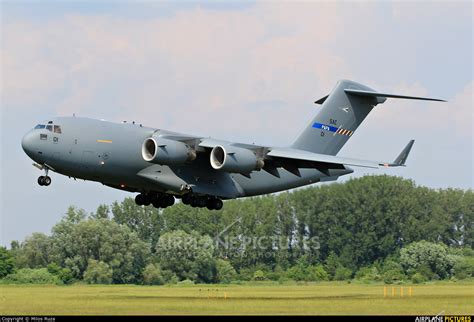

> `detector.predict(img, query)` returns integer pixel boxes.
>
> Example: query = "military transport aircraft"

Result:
[21,80,444,210]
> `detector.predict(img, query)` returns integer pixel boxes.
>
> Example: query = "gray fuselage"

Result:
[21,117,350,199]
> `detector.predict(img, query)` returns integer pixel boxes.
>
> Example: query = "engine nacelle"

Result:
[210,145,264,174]
[142,137,196,165]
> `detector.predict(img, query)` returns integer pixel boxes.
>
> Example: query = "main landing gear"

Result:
[181,194,223,210]
[134,192,223,210]
[135,192,175,209]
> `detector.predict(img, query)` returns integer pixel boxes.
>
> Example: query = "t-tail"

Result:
[291,80,445,155]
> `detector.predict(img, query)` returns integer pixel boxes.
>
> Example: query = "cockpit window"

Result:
[46,125,53,132]
[34,124,45,129]
[54,125,62,134]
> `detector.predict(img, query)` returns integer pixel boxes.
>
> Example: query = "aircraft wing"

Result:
[161,132,414,176]
[267,148,380,169]
[267,140,414,170]
[197,135,414,177]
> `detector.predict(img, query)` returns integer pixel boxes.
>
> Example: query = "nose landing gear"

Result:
[36,164,52,186]
[38,175,51,186]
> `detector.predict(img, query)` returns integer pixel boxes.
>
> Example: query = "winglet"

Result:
[379,140,415,167]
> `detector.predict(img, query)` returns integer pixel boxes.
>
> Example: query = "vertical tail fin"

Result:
[291,80,444,155]
[291,80,379,155]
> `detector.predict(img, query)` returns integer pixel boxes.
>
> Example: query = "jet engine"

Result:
[210,145,264,174]
[142,137,196,165]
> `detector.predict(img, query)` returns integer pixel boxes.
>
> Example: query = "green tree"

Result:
[0,247,15,278]
[400,241,455,279]
[91,204,109,219]
[3,268,60,284]
[111,198,163,248]
[253,270,265,281]
[6,175,472,285]
[355,266,381,281]
[215,259,237,283]
[334,267,352,281]
[46,263,74,284]
[13,233,51,268]
[324,251,342,279]
[286,256,311,281]
[142,263,165,285]
[49,216,150,283]
[83,259,113,284]
[452,256,474,279]
[156,230,215,282]
[307,265,329,281]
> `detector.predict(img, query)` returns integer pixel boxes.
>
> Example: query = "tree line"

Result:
[1,175,473,285]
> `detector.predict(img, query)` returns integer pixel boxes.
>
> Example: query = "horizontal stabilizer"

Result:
[345,89,446,102]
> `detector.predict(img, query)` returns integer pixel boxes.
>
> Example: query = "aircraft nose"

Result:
[21,131,36,156]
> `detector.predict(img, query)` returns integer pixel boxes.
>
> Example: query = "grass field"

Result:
[1,281,473,315]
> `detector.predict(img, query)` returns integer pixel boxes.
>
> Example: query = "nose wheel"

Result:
[36,165,52,186]
[38,175,51,186]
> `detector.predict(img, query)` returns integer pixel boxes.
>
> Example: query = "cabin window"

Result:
[54,125,62,134]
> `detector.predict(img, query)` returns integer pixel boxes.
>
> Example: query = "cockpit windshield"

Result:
[34,122,62,133]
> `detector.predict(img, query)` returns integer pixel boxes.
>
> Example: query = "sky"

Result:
[0,0,472,246]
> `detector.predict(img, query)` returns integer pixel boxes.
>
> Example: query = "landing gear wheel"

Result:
[135,194,145,206]
[142,195,151,206]
[190,197,199,208]
[37,176,45,186]
[197,198,207,208]
[181,194,192,205]
[164,195,175,207]
[206,198,223,210]
[214,199,223,210]
[43,176,51,186]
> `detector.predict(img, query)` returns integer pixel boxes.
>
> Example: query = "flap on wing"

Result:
[159,134,201,142]
[267,148,380,169]
[199,138,264,150]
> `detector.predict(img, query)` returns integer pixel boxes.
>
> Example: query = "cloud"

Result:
[1,1,472,152]
[366,80,472,139]
[0,3,368,139]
